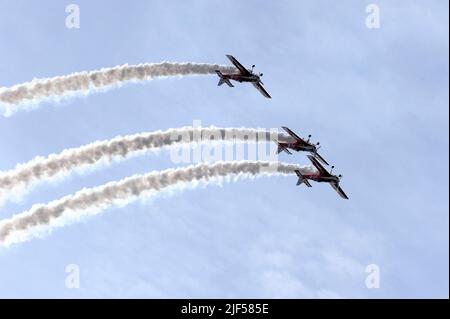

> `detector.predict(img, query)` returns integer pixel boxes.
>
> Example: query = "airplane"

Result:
[275,126,329,166]
[294,155,349,200]
[215,54,271,99]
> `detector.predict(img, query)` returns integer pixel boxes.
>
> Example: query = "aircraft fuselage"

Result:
[279,141,316,153]
[225,73,261,83]
[303,174,339,184]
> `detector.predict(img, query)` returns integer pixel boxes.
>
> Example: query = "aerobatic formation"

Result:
[0,54,348,246]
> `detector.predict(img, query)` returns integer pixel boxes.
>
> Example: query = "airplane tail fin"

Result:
[216,70,233,87]
[295,170,312,187]
[216,70,224,86]
[274,140,292,155]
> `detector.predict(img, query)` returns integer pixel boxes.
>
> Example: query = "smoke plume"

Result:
[0,62,235,116]
[0,161,313,246]
[0,127,289,205]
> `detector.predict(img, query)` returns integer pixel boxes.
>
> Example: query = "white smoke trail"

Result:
[0,62,235,116]
[0,126,289,206]
[0,161,313,247]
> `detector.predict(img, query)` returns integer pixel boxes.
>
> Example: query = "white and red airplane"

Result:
[215,55,271,98]
[295,155,349,200]
[275,126,329,166]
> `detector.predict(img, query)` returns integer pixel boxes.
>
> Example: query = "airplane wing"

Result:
[226,55,251,75]
[307,154,329,176]
[281,126,306,145]
[252,82,272,99]
[314,151,330,166]
[330,183,349,199]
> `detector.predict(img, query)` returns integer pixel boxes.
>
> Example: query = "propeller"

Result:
[251,65,255,73]
[330,165,335,174]
[315,141,321,150]
[306,134,311,143]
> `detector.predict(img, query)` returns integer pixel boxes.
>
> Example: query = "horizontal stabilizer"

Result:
[274,140,292,155]
[295,170,312,187]
[216,70,233,87]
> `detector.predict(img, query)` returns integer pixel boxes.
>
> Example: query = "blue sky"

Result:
[0,0,448,298]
